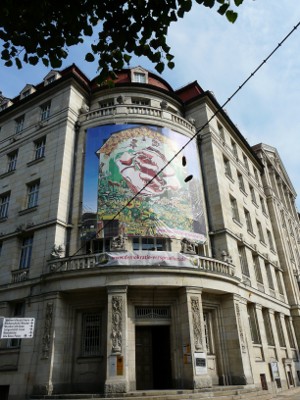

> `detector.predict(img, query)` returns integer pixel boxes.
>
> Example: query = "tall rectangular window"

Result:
[238,172,246,192]
[275,269,284,294]
[262,309,275,346]
[34,137,46,160]
[40,101,51,121]
[250,185,257,204]
[81,312,102,356]
[19,236,33,269]
[231,140,238,158]
[243,154,249,172]
[257,220,265,243]
[260,196,267,214]
[265,262,274,290]
[247,304,261,344]
[238,246,250,276]
[230,195,239,222]
[203,312,214,354]
[267,230,275,251]
[244,208,253,233]
[27,181,40,208]
[0,192,10,219]
[253,254,263,284]
[223,156,232,178]
[275,313,285,347]
[15,115,24,134]
[7,150,18,172]
[285,316,296,348]
[218,123,225,141]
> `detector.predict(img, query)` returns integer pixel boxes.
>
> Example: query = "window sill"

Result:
[247,230,256,238]
[239,188,248,196]
[27,156,45,167]
[259,240,267,247]
[252,201,259,209]
[225,174,235,183]
[0,170,15,179]
[232,218,242,228]
[18,206,38,216]
[0,216,8,223]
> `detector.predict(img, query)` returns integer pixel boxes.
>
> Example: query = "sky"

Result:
[1,0,300,208]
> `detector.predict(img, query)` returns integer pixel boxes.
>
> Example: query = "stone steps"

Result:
[31,386,273,400]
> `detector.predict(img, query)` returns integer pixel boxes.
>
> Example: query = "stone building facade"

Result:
[0,65,300,400]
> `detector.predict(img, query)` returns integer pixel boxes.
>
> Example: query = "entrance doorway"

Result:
[136,325,172,390]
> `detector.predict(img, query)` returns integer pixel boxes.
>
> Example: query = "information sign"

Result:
[0,318,35,339]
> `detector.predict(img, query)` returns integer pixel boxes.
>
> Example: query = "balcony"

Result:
[11,268,29,283]
[48,252,236,278]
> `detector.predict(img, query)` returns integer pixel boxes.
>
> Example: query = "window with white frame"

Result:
[230,195,239,222]
[133,72,147,83]
[132,237,169,251]
[40,101,51,121]
[275,313,285,347]
[238,245,250,276]
[260,196,267,215]
[253,254,263,284]
[0,192,10,219]
[257,220,265,243]
[231,139,238,158]
[7,150,18,172]
[217,123,225,141]
[203,311,214,354]
[265,262,274,290]
[247,304,261,344]
[15,115,24,134]
[34,137,46,160]
[243,153,249,172]
[237,172,246,192]
[244,208,253,233]
[223,156,232,178]
[250,185,257,204]
[27,181,40,208]
[262,308,275,346]
[81,312,102,356]
[19,236,33,269]
[267,230,275,251]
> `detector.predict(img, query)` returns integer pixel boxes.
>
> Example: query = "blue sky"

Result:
[1,0,300,208]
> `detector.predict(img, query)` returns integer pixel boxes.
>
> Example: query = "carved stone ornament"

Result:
[181,238,196,255]
[41,302,54,359]
[191,296,203,351]
[111,296,122,353]
[235,303,246,353]
[110,235,126,251]
[50,244,65,259]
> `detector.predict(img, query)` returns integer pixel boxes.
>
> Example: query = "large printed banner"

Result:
[82,124,206,243]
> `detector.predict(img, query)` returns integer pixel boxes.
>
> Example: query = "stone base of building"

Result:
[194,374,212,389]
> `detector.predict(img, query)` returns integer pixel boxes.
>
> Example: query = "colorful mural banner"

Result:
[82,124,206,243]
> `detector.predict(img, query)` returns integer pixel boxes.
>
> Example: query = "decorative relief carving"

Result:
[111,296,122,353]
[191,296,203,351]
[41,302,54,359]
[110,235,126,251]
[235,303,246,353]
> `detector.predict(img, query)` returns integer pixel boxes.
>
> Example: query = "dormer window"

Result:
[20,85,35,99]
[131,67,148,84]
[43,70,61,86]
[0,99,12,111]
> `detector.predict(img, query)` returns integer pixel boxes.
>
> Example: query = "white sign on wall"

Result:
[0,318,35,339]
[194,352,207,375]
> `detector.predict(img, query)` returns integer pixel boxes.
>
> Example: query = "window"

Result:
[46,75,56,84]
[275,270,284,294]
[275,313,285,347]
[249,185,257,204]
[103,220,119,237]
[253,254,263,284]
[27,181,40,208]
[231,140,238,158]
[7,150,18,172]
[262,309,275,346]
[15,115,24,134]
[230,195,240,222]
[280,210,286,227]
[257,220,265,243]
[81,312,102,356]
[133,72,147,83]
[247,304,261,344]
[132,98,150,106]
[237,172,246,192]
[267,230,275,251]
[223,156,232,178]
[99,99,114,108]
[34,137,46,160]
[243,154,249,172]
[285,316,296,348]
[0,192,10,219]
[7,303,25,348]
[260,196,267,215]
[238,246,250,276]
[244,208,253,233]
[218,123,225,141]
[203,312,214,354]
[265,262,274,290]
[40,101,51,121]
[253,168,259,183]
[133,237,168,251]
[22,89,31,98]
[19,236,33,269]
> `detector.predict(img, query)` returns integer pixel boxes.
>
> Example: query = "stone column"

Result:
[105,286,128,396]
[185,286,212,389]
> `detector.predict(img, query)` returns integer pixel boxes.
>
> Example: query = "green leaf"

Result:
[28,56,39,65]
[85,52,95,62]
[15,57,22,69]
[4,59,13,67]
[155,62,164,74]
[226,10,238,23]
[218,3,229,15]
[234,0,244,6]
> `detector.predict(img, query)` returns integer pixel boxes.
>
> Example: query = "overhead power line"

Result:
[73,20,300,257]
